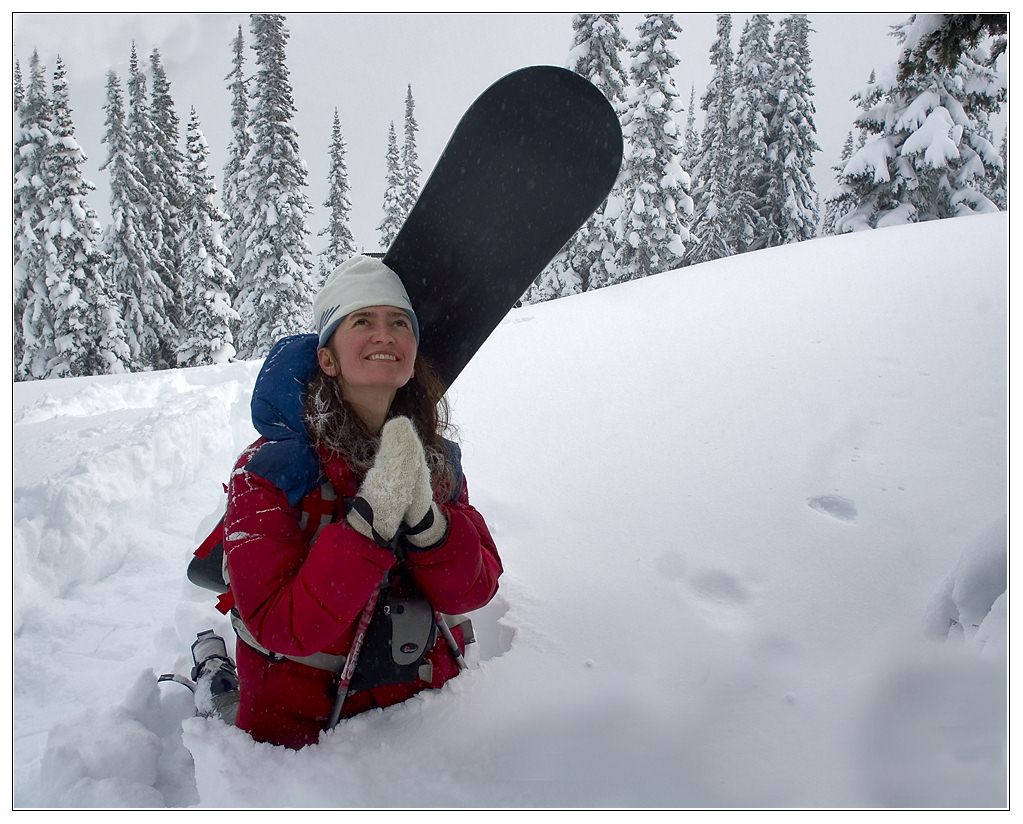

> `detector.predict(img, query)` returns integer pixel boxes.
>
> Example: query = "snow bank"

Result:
[13,214,1007,807]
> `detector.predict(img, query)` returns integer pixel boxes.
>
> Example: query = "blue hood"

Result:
[245,334,322,506]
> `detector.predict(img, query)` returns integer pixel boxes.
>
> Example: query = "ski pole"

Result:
[433,610,468,672]
[327,579,384,730]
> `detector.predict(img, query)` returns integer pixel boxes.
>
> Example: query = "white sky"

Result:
[16,11,985,256]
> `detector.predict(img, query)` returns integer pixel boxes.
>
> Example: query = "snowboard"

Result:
[186,66,621,598]
[383,64,623,389]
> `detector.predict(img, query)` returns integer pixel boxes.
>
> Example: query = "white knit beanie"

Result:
[312,255,420,348]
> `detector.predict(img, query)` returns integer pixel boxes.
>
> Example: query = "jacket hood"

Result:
[245,334,322,506]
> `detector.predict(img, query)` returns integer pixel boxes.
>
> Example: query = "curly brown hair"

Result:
[303,355,457,500]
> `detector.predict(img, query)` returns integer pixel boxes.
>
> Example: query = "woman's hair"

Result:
[303,355,457,499]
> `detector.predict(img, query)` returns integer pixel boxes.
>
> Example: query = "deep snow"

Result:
[13,213,1007,808]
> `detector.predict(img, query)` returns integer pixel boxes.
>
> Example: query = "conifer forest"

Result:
[13,13,1007,381]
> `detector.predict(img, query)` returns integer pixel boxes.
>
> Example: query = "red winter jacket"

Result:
[223,439,502,749]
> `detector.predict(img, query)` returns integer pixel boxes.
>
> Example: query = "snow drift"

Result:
[13,213,1007,808]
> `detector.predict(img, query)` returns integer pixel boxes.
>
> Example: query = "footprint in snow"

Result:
[690,569,751,606]
[807,495,858,523]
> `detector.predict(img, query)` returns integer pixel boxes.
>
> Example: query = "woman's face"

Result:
[318,305,417,398]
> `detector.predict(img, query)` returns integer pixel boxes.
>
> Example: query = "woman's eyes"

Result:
[352,317,408,328]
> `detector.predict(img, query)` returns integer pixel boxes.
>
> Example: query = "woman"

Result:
[223,255,502,749]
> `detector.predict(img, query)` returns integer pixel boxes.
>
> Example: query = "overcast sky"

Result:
[15,12,971,255]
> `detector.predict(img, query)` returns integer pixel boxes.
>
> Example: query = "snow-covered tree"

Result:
[234,13,317,359]
[822,131,857,235]
[687,14,736,266]
[527,13,631,303]
[765,14,820,246]
[614,13,693,280]
[680,84,701,177]
[988,128,1007,210]
[126,44,178,367]
[378,121,403,250]
[14,59,24,110]
[14,51,54,379]
[896,13,1007,81]
[42,57,130,378]
[222,24,252,292]
[833,16,1004,232]
[101,69,163,370]
[399,84,421,219]
[177,108,239,367]
[728,13,776,253]
[318,108,356,276]
[148,48,186,338]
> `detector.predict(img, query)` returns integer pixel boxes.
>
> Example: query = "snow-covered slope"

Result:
[13,213,1007,808]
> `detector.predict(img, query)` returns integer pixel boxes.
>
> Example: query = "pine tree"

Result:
[822,131,857,235]
[43,57,130,378]
[728,13,776,253]
[766,14,820,245]
[614,13,693,280]
[378,121,404,249]
[896,14,1007,80]
[399,84,421,219]
[989,128,1007,210]
[687,14,736,266]
[14,59,24,110]
[680,85,701,176]
[126,44,177,367]
[234,13,317,359]
[148,48,186,350]
[527,13,631,303]
[222,24,252,293]
[14,51,55,379]
[319,108,356,276]
[177,108,239,367]
[834,16,1004,231]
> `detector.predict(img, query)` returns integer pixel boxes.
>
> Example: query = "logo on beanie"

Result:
[318,306,339,335]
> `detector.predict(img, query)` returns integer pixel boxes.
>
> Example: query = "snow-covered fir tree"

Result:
[989,128,1007,210]
[765,14,820,246]
[14,59,24,110]
[126,44,178,368]
[832,16,1004,231]
[525,13,631,303]
[42,57,130,378]
[101,69,164,370]
[14,51,54,379]
[234,13,317,359]
[177,108,239,367]
[222,24,252,295]
[319,108,356,277]
[895,13,1007,81]
[728,13,776,253]
[614,13,693,280]
[680,85,701,178]
[399,84,421,220]
[822,131,857,235]
[148,48,187,341]
[687,14,736,266]
[378,121,404,250]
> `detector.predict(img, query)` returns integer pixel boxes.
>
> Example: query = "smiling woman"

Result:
[213,254,503,749]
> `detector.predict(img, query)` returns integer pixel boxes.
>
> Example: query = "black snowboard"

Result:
[383,65,623,389]
[186,66,621,597]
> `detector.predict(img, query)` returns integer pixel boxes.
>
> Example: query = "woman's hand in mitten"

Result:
[402,440,449,551]
[346,417,421,547]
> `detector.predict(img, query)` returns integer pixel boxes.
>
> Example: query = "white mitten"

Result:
[403,445,449,551]
[346,417,421,546]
